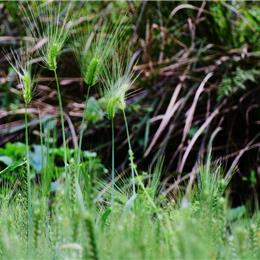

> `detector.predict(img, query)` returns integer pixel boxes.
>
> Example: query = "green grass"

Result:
[0,159,260,259]
[1,2,260,259]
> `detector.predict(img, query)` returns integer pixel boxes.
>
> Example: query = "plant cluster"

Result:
[0,1,260,259]
[0,152,260,259]
[1,1,140,257]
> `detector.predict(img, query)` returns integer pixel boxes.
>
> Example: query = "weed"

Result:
[101,54,137,204]
[1,2,260,260]
[25,1,72,173]
[74,20,127,179]
[6,48,34,251]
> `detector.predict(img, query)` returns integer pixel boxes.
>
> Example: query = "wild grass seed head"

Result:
[85,57,99,87]
[73,20,127,87]
[24,1,72,71]
[6,49,34,105]
[101,53,137,120]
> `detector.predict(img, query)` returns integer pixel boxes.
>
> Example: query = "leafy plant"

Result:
[217,67,258,98]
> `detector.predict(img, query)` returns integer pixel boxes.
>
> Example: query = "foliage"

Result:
[84,97,104,124]
[209,1,260,48]
[217,67,259,98]
[0,161,259,259]
[0,1,260,258]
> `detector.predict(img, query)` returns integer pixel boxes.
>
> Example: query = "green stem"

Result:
[54,69,67,174]
[77,87,91,172]
[39,112,45,194]
[122,109,136,195]
[111,118,115,206]
[84,213,99,260]
[25,105,33,250]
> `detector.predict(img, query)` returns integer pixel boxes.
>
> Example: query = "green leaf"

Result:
[227,206,246,221]
[100,207,112,230]
[85,97,104,123]
[0,161,26,176]
[30,145,45,172]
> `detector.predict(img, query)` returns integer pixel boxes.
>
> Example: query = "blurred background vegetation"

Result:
[0,0,260,208]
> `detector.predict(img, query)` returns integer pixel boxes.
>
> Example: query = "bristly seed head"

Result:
[24,2,71,71]
[105,82,129,120]
[47,41,61,71]
[85,58,99,87]
[73,19,127,88]
[6,49,34,105]
[21,70,33,105]
[101,54,137,120]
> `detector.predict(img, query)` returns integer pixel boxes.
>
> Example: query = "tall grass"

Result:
[0,156,260,259]
[73,21,124,182]
[6,49,34,251]
[101,54,137,203]
[1,2,260,260]
[25,2,72,174]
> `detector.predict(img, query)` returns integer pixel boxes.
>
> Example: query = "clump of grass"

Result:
[2,2,260,260]
[0,145,260,259]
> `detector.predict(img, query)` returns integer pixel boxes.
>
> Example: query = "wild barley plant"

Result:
[25,2,71,173]
[73,21,126,170]
[101,54,138,205]
[6,50,34,250]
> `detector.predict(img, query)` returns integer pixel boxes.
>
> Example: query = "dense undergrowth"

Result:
[0,1,260,259]
[1,159,260,259]
[1,1,260,203]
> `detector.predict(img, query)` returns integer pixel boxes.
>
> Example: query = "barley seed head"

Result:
[47,41,62,71]
[84,57,100,87]
[5,49,34,105]
[73,19,128,88]
[101,54,137,120]
[21,70,33,105]
[24,1,72,71]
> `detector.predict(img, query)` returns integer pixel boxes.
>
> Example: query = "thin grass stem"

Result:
[54,69,68,174]
[122,109,136,195]
[25,104,33,251]
[39,111,45,194]
[111,117,115,206]
[77,87,91,171]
